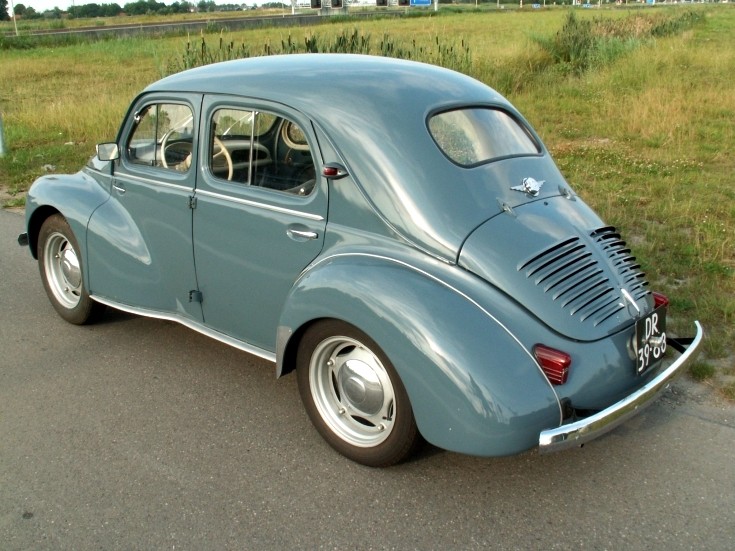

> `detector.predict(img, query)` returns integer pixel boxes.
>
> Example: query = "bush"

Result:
[533,10,703,76]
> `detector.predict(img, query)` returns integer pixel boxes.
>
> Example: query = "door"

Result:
[192,96,327,351]
[87,93,203,321]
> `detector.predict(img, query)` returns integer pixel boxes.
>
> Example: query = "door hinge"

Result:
[189,290,203,303]
[188,195,197,209]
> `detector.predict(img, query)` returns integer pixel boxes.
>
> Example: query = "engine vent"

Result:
[519,227,649,326]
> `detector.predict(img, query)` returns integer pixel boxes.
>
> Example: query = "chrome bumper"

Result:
[539,321,704,453]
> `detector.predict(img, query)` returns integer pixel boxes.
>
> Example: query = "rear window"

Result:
[428,108,540,167]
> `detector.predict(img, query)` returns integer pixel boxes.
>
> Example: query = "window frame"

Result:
[124,101,195,173]
[427,106,542,169]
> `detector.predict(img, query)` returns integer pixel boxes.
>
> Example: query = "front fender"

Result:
[277,253,562,457]
[24,169,110,260]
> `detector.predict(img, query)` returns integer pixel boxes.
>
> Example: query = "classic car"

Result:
[19,54,702,467]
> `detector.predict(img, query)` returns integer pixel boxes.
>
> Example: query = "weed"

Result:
[722,383,735,402]
[689,362,715,382]
[165,28,471,76]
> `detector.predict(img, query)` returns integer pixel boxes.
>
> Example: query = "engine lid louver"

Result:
[457,196,654,340]
[518,227,649,327]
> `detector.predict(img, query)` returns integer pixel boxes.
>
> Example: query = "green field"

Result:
[1,6,733,394]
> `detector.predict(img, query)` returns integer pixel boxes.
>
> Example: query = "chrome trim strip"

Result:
[90,295,277,364]
[116,172,194,193]
[539,320,704,453]
[196,189,324,221]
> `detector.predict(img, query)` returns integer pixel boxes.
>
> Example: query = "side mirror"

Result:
[96,142,120,162]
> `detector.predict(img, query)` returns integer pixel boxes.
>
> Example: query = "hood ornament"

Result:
[511,177,545,197]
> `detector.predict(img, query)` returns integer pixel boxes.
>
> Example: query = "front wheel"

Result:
[296,320,420,467]
[37,214,104,325]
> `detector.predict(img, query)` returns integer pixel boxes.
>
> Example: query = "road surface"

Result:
[1,209,733,550]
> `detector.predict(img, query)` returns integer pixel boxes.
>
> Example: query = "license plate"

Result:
[635,306,667,374]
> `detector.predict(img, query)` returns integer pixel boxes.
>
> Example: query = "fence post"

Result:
[0,113,7,158]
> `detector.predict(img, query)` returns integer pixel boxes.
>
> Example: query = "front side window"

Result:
[126,103,194,172]
[209,108,316,196]
[428,108,540,167]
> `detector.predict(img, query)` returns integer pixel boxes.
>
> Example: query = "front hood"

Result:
[458,196,652,341]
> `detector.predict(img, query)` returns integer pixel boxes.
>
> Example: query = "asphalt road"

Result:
[1,208,733,550]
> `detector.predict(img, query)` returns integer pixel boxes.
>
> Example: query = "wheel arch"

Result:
[277,253,562,457]
[26,205,61,259]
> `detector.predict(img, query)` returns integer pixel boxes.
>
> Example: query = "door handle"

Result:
[112,182,126,194]
[287,228,318,241]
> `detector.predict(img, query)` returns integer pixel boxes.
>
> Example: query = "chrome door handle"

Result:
[287,228,318,241]
[112,183,126,194]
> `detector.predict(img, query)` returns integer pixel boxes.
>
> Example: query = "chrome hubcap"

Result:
[310,336,396,447]
[44,232,82,309]
[60,247,82,290]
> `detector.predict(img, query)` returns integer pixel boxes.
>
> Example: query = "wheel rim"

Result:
[310,336,396,448]
[44,231,82,309]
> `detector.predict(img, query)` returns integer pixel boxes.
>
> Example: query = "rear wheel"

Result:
[296,320,420,467]
[38,214,104,325]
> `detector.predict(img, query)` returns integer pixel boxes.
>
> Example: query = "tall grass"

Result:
[531,9,703,75]
[165,28,472,75]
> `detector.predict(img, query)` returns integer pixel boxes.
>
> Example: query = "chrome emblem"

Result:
[620,288,641,317]
[511,177,545,197]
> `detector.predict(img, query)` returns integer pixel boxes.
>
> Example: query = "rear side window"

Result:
[428,108,540,167]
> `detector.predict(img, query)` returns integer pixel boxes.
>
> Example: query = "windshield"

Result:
[428,108,540,167]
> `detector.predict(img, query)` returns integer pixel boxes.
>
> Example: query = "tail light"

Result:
[652,292,669,309]
[533,344,572,385]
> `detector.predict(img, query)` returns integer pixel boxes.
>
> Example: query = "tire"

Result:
[296,320,420,467]
[37,214,105,325]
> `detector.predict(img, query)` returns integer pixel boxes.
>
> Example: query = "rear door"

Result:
[192,95,327,351]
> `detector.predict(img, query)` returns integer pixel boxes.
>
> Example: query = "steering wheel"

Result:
[160,114,194,170]
[160,128,193,170]
[212,136,233,181]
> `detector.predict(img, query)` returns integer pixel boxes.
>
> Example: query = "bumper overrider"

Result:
[539,321,704,453]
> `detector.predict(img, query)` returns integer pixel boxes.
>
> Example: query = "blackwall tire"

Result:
[296,320,420,467]
[37,214,105,325]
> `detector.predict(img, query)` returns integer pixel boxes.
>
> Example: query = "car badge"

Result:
[619,288,641,318]
[511,177,545,197]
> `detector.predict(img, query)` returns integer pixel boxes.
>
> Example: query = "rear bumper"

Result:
[539,321,704,453]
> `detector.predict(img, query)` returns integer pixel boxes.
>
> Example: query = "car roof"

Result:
[148,53,506,112]
[147,55,549,261]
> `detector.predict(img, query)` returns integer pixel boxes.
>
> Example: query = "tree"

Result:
[24,6,41,19]
[197,0,217,11]
[13,3,26,17]
[0,0,9,21]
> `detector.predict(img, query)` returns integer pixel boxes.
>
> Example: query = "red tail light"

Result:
[652,292,669,309]
[533,344,572,385]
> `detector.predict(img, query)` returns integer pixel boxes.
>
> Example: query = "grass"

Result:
[689,361,716,383]
[1,5,733,393]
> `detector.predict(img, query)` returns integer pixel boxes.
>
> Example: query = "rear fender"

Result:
[277,253,562,456]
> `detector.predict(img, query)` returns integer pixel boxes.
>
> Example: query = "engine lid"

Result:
[458,195,652,341]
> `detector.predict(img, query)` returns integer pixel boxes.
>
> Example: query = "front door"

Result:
[192,96,327,351]
[87,94,203,321]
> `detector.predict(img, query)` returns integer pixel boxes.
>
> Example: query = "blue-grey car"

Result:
[19,54,703,466]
